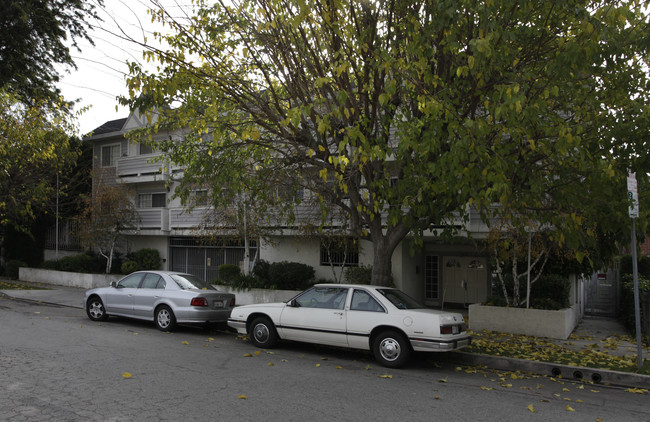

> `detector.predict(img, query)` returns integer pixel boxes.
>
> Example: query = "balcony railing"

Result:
[117,154,170,182]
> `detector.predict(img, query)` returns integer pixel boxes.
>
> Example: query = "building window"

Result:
[101,144,121,167]
[320,238,359,267]
[137,192,167,208]
[192,189,209,206]
[425,255,439,300]
[140,143,153,155]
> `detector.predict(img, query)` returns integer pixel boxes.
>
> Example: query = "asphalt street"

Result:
[1,294,649,421]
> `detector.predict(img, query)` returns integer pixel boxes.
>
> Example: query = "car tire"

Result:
[249,317,278,348]
[86,296,109,321]
[155,305,177,331]
[372,330,411,368]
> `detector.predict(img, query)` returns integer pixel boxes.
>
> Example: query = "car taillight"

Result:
[440,323,466,335]
[191,297,208,307]
[229,297,236,307]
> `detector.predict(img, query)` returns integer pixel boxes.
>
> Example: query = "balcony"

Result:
[117,154,170,183]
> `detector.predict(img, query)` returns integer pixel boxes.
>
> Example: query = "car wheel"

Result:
[372,330,411,368]
[155,305,177,331]
[249,317,278,348]
[86,296,108,321]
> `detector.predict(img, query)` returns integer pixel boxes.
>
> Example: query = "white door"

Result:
[280,286,348,346]
[442,257,487,305]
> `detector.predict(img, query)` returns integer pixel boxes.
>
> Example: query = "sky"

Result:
[58,0,172,136]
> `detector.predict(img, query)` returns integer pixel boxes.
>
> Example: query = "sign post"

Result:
[627,172,644,369]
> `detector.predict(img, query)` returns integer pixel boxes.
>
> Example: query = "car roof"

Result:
[313,283,395,290]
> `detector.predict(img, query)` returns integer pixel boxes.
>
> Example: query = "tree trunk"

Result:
[370,224,409,286]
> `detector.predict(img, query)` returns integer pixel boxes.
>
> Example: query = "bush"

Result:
[5,260,27,279]
[133,248,161,270]
[619,255,650,279]
[39,260,59,270]
[268,261,315,290]
[529,274,570,310]
[344,265,373,285]
[58,254,97,273]
[252,259,271,284]
[121,260,139,274]
[218,264,241,283]
[229,274,265,290]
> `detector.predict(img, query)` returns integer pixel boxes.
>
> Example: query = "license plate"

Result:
[453,326,459,334]
[213,301,224,308]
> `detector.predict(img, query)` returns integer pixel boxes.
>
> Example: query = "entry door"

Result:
[586,270,619,316]
[442,257,487,305]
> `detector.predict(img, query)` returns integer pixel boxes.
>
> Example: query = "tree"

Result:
[0,92,79,230]
[0,0,101,107]
[123,0,650,285]
[77,175,139,273]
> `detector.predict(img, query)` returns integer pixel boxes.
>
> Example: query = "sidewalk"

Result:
[2,283,649,389]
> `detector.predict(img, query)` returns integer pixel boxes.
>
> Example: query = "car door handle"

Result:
[334,312,344,316]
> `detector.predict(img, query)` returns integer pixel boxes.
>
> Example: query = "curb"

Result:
[441,351,650,390]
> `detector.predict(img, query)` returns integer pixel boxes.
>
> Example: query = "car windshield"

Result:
[376,289,424,310]
[170,274,216,290]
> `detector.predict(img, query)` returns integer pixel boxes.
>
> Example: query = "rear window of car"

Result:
[170,274,216,290]
[376,289,424,310]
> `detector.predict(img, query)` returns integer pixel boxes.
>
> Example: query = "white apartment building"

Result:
[85,110,493,307]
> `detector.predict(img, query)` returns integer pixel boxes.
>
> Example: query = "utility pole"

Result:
[627,171,644,369]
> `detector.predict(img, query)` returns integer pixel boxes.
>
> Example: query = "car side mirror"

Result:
[110,281,117,288]
[286,299,298,307]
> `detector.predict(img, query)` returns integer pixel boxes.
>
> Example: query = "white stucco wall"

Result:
[127,235,169,270]
[259,236,378,283]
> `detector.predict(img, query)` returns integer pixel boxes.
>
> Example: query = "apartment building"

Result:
[83,110,493,307]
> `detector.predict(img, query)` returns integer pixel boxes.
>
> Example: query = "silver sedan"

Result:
[84,271,235,331]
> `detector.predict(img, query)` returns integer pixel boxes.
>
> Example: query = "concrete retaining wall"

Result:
[19,267,122,289]
[469,303,581,339]
[18,268,299,305]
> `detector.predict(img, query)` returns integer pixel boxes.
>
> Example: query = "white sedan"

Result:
[228,284,471,368]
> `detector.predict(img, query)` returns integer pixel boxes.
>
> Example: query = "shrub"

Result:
[252,259,271,284]
[121,260,139,274]
[229,274,264,290]
[344,265,373,285]
[5,260,27,279]
[529,274,571,310]
[58,254,97,273]
[39,260,59,270]
[218,264,241,283]
[133,248,161,270]
[268,261,315,290]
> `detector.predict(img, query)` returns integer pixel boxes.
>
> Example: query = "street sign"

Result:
[627,172,639,218]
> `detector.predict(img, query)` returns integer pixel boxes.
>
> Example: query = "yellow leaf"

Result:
[562,388,570,392]
[527,404,535,413]
[365,365,371,370]
[243,353,253,357]
[434,395,441,400]
[122,372,133,379]
[626,388,648,394]
[336,365,343,369]
[566,405,575,412]
[254,351,261,356]
[238,395,248,400]
[378,374,393,379]
[182,341,189,345]
[438,377,448,383]
[316,364,321,367]
[480,386,494,391]
[268,362,274,366]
